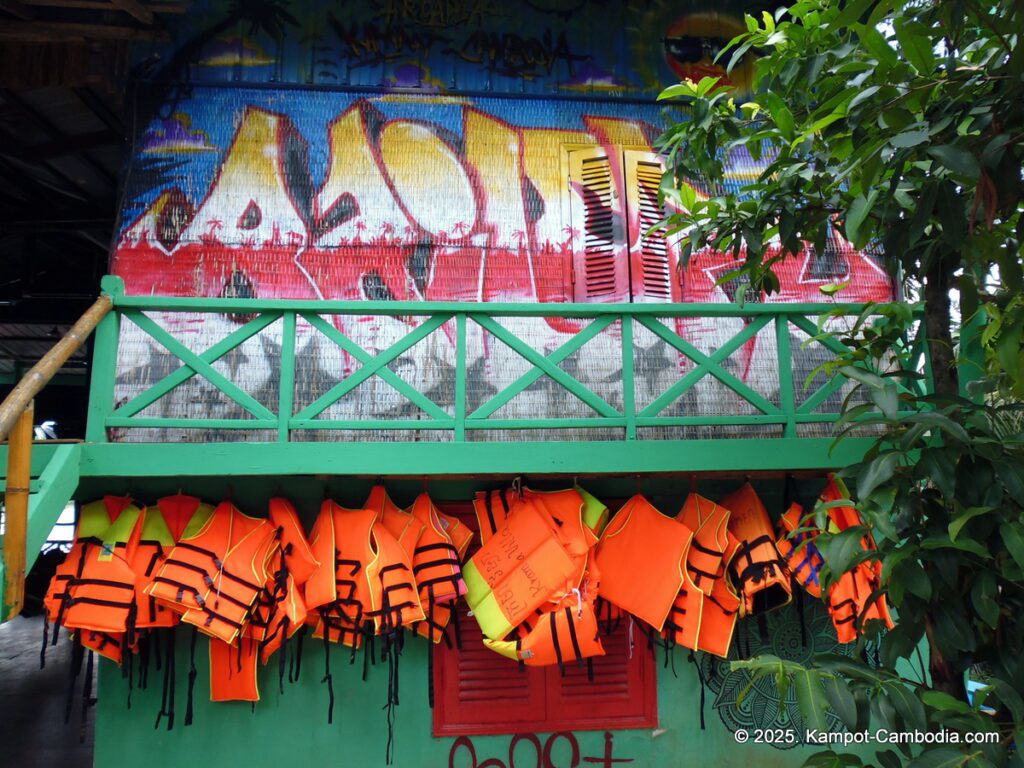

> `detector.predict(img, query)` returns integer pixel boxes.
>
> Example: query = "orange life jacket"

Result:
[464,490,593,641]
[408,493,467,644]
[132,494,215,630]
[146,501,278,645]
[775,502,824,599]
[366,484,424,564]
[485,594,604,670]
[60,502,144,639]
[594,495,693,631]
[79,629,126,665]
[205,498,317,703]
[818,476,895,642]
[243,497,317,662]
[305,500,424,646]
[437,508,474,558]
[209,635,262,703]
[663,494,741,658]
[44,496,135,628]
[472,488,516,544]
[721,483,792,616]
[473,486,604,640]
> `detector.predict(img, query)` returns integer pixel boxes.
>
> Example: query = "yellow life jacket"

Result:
[464,492,589,641]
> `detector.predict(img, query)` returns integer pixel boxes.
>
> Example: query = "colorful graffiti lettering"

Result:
[448,731,632,768]
[116,92,891,309]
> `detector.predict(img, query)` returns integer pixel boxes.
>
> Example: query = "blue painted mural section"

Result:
[129,0,766,97]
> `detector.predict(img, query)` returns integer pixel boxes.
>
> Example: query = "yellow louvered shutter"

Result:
[624,150,677,302]
[567,147,630,302]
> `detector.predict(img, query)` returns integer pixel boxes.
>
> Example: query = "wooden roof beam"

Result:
[23,129,120,160]
[22,0,184,12]
[0,21,167,41]
[109,0,152,25]
[0,1,34,20]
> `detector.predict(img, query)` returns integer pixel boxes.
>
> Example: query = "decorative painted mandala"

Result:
[700,597,855,750]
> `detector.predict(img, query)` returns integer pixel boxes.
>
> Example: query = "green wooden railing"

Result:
[85,276,928,444]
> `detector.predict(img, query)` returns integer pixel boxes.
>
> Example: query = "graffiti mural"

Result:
[448,731,632,768]
[109,2,897,442]
[130,0,773,97]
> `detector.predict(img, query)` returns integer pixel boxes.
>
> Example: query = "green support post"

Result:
[621,314,636,440]
[454,314,466,442]
[278,312,296,442]
[85,278,123,444]
[776,314,797,438]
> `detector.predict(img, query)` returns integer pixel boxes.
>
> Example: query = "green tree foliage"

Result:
[655,1,1024,764]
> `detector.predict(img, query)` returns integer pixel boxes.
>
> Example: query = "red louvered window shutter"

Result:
[432,502,658,737]
[568,147,630,302]
[624,151,678,302]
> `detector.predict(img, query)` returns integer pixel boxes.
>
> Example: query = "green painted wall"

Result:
[95,633,821,768]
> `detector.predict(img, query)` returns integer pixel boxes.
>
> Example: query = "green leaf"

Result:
[903,412,971,443]
[859,24,898,68]
[885,681,927,732]
[1000,521,1024,571]
[891,129,930,148]
[870,382,900,420]
[819,279,850,297]
[763,91,795,140]
[927,144,980,178]
[971,571,1000,629]
[821,675,858,730]
[894,19,936,73]
[907,748,976,768]
[948,506,993,541]
[848,84,881,111]
[893,558,931,601]
[820,527,870,577]
[845,192,877,247]
[840,365,886,390]
[794,669,831,734]
[857,452,899,499]
[658,82,699,101]
[985,678,1024,723]
[832,0,875,27]
[920,691,973,714]
[920,536,991,559]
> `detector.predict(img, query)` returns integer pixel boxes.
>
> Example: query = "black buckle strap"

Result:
[564,607,584,665]
[483,492,497,537]
[550,611,564,676]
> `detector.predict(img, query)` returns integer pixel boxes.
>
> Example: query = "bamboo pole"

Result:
[0,293,111,444]
[3,401,34,619]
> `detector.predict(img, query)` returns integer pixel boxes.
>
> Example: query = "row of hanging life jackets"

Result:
[42,487,473,707]
[43,476,894,711]
[462,476,895,672]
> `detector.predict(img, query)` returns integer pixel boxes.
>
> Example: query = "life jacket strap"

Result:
[564,607,584,666]
[335,557,362,576]
[321,629,334,725]
[550,611,565,676]
[185,628,197,727]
